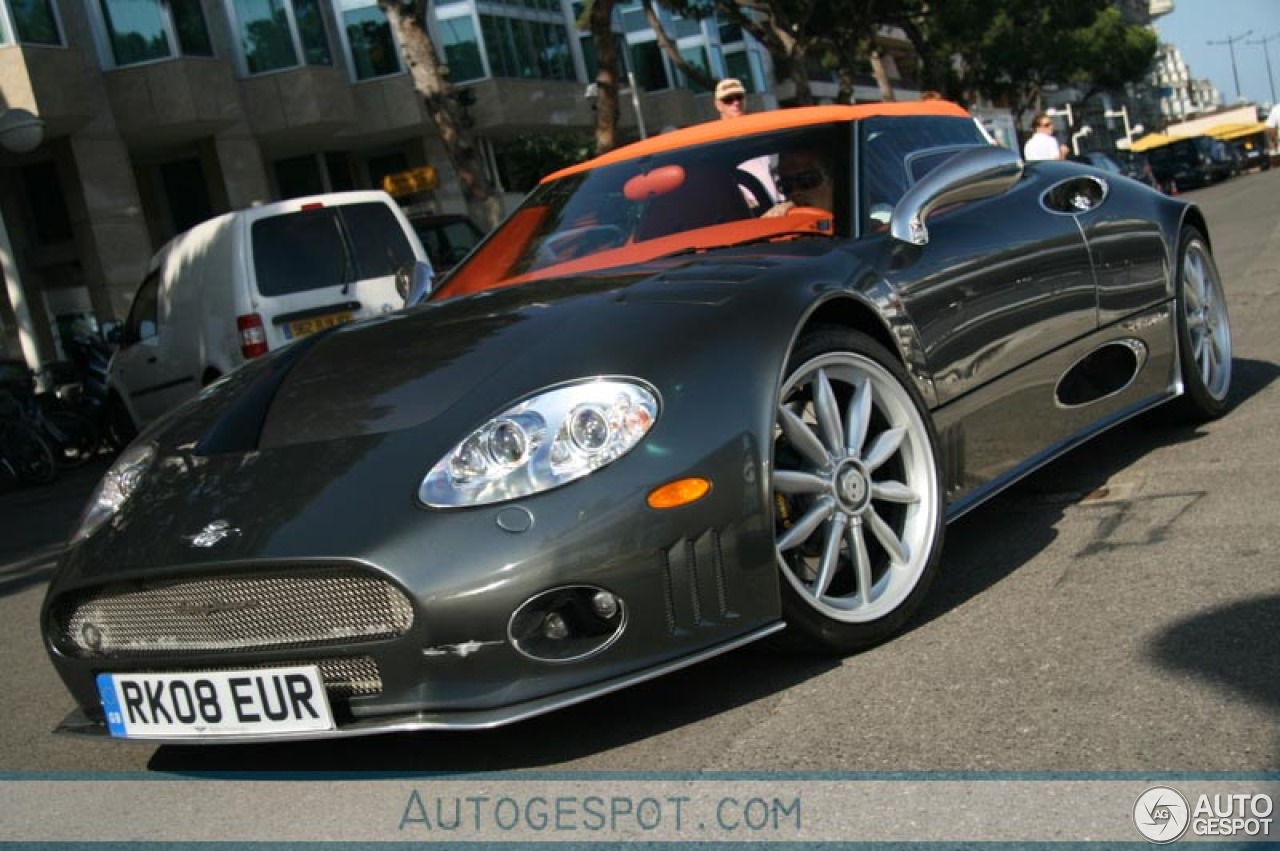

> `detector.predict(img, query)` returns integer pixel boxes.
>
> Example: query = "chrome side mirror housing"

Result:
[396,260,436,307]
[890,147,1024,246]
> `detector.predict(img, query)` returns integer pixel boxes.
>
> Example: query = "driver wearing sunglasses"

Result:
[764,149,833,218]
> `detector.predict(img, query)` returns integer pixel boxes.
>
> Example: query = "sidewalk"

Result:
[0,456,110,566]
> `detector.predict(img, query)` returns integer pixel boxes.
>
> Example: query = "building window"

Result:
[724,50,753,91]
[479,12,572,81]
[438,14,484,82]
[7,0,63,44]
[677,43,709,93]
[337,0,399,80]
[231,0,332,74]
[628,39,668,91]
[97,0,213,67]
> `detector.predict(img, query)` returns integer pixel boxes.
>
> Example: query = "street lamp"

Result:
[0,108,45,154]
[1208,30,1253,102]
[1071,125,1092,156]
[1246,33,1279,105]
[1045,104,1074,128]
[1104,106,1135,148]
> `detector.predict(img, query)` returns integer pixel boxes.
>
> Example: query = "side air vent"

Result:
[1056,340,1148,408]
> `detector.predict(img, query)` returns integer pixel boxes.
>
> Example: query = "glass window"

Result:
[10,0,61,44]
[629,39,667,91]
[251,202,416,296]
[439,15,484,81]
[125,272,161,343]
[233,0,332,74]
[97,0,213,65]
[724,51,753,92]
[678,44,709,93]
[861,116,989,226]
[99,0,171,64]
[339,0,399,80]
[293,0,331,64]
[478,13,572,81]
[170,0,213,54]
[159,158,215,234]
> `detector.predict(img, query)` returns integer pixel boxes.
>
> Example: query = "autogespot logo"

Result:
[1134,786,1191,844]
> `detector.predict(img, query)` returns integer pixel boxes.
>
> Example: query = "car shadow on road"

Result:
[915,355,1278,631]
[147,358,1277,774]
[1147,593,1280,714]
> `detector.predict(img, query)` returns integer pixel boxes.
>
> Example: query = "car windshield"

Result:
[434,123,850,300]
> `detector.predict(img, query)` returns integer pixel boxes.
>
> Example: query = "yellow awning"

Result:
[1204,121,1269,141]
[1130,133,1174,152]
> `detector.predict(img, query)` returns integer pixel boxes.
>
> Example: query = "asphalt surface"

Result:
[1,169,1276,775]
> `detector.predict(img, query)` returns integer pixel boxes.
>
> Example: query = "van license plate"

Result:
[96,666,335,739]
[286,312,355,340]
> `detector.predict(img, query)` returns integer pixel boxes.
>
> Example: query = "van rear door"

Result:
[247,197,418,349]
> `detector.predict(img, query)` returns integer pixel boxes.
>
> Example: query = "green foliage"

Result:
[494,134,595,193]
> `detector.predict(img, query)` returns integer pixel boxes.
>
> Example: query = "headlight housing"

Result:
[421,378,659,507]
[70,441,157,544]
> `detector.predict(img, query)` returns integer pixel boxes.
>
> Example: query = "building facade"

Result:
[2,0,832,368]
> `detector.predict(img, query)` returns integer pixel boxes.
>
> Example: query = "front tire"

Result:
[773,328,945,653]
[1169,228,1232,422]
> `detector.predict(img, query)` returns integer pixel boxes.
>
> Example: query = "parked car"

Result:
[1069,150,1159,189]
[1144,135,1236,191]
[104,190,425,440]
[410,213,484,275]
[43,101,1232,742]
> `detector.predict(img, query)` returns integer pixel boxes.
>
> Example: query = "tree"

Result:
[583,0,624,154]
[377,0,502,229]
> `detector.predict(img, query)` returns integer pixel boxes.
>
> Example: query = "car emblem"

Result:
[186,519,241,548]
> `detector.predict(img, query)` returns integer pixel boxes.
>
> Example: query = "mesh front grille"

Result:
[126,656,384,698]
[55,568,414,658]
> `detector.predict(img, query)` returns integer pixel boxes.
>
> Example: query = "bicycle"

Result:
[0,399,56,486]
[0,362,100,469]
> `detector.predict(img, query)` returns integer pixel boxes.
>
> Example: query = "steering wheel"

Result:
[735,168,774,216]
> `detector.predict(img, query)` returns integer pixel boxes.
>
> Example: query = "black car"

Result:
[409,213,484,274]
[42,102,1233,742]
[1069,150,1159,189]
[1144,135,1236,192]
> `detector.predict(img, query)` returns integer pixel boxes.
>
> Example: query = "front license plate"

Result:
[96,666,335,739]
[286,311,354,340]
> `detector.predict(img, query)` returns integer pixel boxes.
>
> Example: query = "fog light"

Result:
[509,585,627,663]
[591,590,619,619]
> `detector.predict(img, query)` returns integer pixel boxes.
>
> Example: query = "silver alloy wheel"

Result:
[1182,239,1232,401]
[773,351,940,623]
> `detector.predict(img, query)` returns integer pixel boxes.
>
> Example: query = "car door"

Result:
[109,269,198,427]
[861,119,1098,406]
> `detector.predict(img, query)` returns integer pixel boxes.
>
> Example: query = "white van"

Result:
[107,190,426,435]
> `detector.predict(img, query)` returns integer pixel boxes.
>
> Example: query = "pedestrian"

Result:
[713,77,778,207]
[714,78,749,120]
[1024,113,1064,161]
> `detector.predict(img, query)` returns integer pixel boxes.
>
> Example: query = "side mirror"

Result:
[890,146,1024,246]
[396,260,436,307]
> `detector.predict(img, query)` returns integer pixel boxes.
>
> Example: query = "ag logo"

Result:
[1134,786,1190,843]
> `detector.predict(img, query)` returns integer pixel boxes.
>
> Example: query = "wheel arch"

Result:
[794,292,937,408]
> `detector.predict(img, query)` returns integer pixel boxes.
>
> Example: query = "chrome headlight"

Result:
[70,442,156,544]
[421,379,659,507]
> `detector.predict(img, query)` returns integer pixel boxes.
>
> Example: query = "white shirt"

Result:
[737,155,778,208]
[1266,104,1280,129]
[1023,132,1061,161]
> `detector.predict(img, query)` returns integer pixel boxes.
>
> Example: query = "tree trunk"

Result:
[641,0,715,91]
[379,0,503,229]
[589,0,621,154]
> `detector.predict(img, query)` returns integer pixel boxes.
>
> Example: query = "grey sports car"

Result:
[41,102,1232,742]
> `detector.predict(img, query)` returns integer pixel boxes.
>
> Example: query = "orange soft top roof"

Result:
[545,101,973,183]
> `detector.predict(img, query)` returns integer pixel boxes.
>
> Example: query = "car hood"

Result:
[197,251,813,450]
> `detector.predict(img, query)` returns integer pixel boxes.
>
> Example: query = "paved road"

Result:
[2,171,1276,773]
